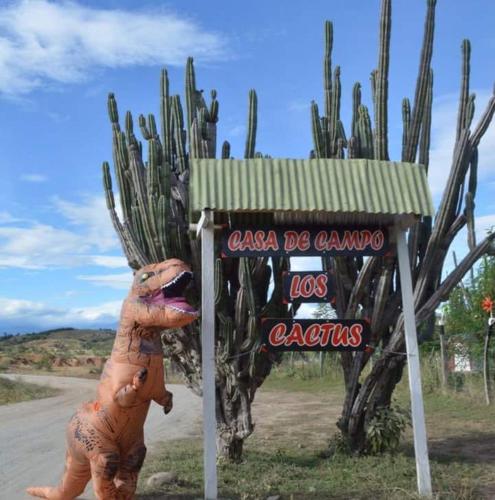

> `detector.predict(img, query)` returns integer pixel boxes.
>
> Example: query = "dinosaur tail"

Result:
[26,486,52,498]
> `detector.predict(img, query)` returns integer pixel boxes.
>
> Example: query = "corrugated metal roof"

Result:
[189,158,434,224]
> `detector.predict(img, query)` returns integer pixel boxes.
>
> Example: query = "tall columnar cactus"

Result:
[310,0,495,451]
[103,60,287,461]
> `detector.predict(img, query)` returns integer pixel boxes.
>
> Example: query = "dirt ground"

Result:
[0,374,201,500]
[251,389,342,448]
[253,384,495,498]
[426,409,495,498]
[3,372,495,498]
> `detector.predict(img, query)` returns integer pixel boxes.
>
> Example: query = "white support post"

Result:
[200,209,218,500]
[395,226,432,497]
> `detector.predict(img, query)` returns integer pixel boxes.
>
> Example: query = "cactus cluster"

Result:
[103,0,495,457]
[308,0,495,451]
[103,57,288,460]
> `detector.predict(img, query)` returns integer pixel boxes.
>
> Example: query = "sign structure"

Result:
[283,271,335,303]
[222,226,390,257]
[195,155,435,497]
[262,318,371,352]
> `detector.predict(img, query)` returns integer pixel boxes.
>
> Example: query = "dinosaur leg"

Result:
[114,443,147,499]
[27,450,91,499]
[89,448,120,500]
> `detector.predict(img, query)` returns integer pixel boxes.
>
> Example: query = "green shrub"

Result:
[366,403,411,455]
[34,355,54,371]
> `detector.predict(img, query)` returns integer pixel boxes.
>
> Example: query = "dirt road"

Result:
[0,374,201,500]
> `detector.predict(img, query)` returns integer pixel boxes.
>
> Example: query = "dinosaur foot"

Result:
[26,486,52,498]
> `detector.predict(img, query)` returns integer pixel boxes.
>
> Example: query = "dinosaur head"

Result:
[130,259,198,329]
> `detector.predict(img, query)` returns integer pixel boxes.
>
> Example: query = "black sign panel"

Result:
[221,226,390,257]
[261,318,371,352]
[283,271,335,303]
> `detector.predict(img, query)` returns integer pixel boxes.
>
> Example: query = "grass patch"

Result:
[140,436,490,499]
[262,358,345,394]
[140,359,495,499]
[0,376,59,405]
[424,391,495,425]
[262,370,341,394]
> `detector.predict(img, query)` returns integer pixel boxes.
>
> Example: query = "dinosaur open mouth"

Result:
[142,271,197,315]
[162,271,193,298]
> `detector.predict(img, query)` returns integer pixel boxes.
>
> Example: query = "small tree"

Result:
[445,255,495,344]
[445,255,495,403]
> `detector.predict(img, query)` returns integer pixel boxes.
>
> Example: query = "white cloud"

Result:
[288,100,310,113]
[77,272,132,290]
[46,111,69,123]
[441,212,495,276]
[429,90,495,197]
[0,223,91,269]
[0,195,125,271]
[20,173,47,182]
[89,255,128,269]
[0,296,121,331]
[52,195,118,252]
[0,0,227,96]
[228,125,246,138]
[70,301,122,323]
[475,214,495,238]
[0,211,21,223]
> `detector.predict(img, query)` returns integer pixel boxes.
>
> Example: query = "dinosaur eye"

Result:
[140,271,155,282]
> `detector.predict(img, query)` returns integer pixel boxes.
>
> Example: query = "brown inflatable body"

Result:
[27,259,198,500]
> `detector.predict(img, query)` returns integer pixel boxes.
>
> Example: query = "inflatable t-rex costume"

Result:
[27,259,198,500]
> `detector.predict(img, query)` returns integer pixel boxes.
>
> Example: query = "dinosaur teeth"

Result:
[165,305,199,315]
[161,271,193,300]
[161,271,192,290]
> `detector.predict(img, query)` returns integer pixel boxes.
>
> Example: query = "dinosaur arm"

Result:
[114,384,139,408]
[154,390,173,414]
[113,367,148,408]
[150,364,173,414]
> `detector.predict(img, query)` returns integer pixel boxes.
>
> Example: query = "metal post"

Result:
[395,226,432,497]
[200,209,218,499]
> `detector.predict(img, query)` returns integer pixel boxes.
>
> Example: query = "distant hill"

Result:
[0,328,116,378]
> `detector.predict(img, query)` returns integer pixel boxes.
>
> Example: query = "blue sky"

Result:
[0,0,493,333]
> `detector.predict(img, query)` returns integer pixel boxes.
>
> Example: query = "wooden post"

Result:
[199,209,218,499]
[438,320,449,392]
[395,226,432,497]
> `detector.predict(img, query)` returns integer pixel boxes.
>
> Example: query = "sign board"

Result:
[283,271,335,303]
[221,226,390,257]
[261,318,371,352]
